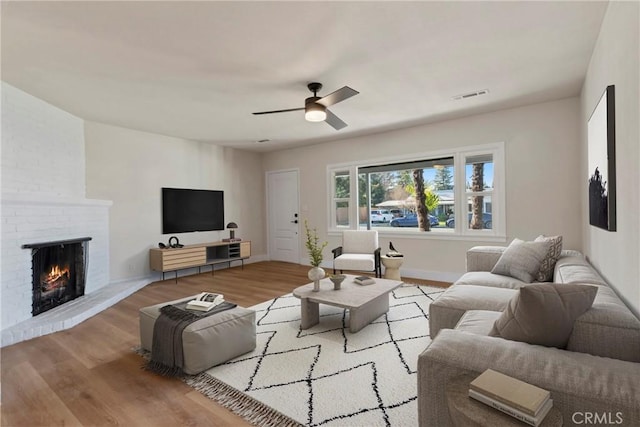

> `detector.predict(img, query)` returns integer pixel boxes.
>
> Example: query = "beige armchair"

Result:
[332,230,381,278]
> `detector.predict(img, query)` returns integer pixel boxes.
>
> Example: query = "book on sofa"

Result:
[469,388,553,426]
[469,369,551,425]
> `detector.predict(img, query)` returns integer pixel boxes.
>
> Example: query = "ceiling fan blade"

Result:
[317,86,359,107]
[252,107,304,115]
[325,109,348,130]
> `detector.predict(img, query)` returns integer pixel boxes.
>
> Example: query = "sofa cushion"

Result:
[491,238,551,283]
[466,246,506,272]
[534,235,563,282]
[489,283,598,348]
[568,285,640,362]
[455,271,526,289]
[555,263,607,286]
[429,285,517,338]
[455,310,502,335]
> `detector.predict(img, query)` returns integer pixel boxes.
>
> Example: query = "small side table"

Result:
[446,374,562,427]
[381,255,403,281]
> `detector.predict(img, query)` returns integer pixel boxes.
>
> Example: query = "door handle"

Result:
[291,220,298,224]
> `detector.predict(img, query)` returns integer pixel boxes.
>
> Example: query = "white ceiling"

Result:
[1,1,608,152]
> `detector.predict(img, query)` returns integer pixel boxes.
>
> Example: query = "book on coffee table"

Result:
[354,276,376,286]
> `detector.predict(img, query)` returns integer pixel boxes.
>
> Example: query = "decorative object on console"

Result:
[491,238,551,283]
[489,283,598,348]
[304,220,328,292]
[587,84,616,232]
[223,222,241,242]
[168,236,183,248]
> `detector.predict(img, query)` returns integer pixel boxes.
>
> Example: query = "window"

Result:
[465,154,493,231]
[357,157,455,229]
[331,169,351,228]
[328,143,504,240]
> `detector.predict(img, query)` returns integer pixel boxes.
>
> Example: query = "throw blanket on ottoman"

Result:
[147,301,237,376]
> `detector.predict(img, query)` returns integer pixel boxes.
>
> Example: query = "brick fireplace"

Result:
[1,83,113,346]
[23,237,91,316]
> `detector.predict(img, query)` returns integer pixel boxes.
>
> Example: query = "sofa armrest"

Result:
[465,246,506,272]
[417,329,640,427]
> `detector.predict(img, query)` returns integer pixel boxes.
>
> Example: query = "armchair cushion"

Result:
[334,254,376,272]
[342,230,378,254]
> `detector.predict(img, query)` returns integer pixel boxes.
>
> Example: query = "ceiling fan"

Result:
[252,82,359,130]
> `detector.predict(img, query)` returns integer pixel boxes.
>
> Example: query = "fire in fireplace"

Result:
[41,263,71,293]
[22,237,91,316]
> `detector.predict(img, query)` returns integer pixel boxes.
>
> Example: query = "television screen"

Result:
[162,188,224,234]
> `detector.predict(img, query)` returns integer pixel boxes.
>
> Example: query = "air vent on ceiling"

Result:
[452,89,489,101]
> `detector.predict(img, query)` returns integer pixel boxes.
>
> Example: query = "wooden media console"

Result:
[150,240,251,282]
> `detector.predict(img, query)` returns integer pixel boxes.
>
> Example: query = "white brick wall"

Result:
[1,83,111,333]
[1,82,86,197]
[1,195,111,329]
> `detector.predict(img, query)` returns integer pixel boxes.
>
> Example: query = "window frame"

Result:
[327,142,506,242]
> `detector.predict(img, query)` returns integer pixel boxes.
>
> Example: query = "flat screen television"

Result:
[162,188,224,234]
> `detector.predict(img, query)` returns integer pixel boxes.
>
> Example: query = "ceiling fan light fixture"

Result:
[305,103,326,122]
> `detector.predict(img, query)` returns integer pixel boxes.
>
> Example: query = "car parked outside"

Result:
[370,209,392,223]
[446,213,492,229]
[390,213,439,227]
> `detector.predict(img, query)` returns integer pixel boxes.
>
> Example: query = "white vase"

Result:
[308,267,326,292]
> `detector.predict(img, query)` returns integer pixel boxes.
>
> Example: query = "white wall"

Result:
[264,97,582,281]
[1,83,111,329]
[1,82,85,196]
[84,122,266,282]
[580,1,639,314]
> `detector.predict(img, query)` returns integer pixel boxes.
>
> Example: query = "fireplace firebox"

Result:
[22,237,91,316]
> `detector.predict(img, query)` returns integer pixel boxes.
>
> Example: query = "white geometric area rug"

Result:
[185,284,444,427]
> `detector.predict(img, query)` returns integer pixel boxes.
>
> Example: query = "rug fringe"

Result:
[185,373,304,427]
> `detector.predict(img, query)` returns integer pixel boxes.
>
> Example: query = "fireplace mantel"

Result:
[22,237,92,250]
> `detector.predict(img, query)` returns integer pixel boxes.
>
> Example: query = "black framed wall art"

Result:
[587,84,616,231]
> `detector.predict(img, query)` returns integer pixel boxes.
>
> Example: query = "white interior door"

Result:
[267,169,300,263]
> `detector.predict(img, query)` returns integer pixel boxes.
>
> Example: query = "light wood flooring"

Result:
[1,261,448,426]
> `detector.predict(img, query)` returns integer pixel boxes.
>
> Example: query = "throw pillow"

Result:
[534,235,563,282]
[489,283,598,348]
[491,238,552,283]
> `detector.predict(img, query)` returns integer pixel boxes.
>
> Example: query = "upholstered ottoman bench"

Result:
[139,295,256,375]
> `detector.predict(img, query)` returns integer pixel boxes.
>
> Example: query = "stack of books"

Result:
[354,276,376,286]
[186,292,225,312]
[469,369,553,427]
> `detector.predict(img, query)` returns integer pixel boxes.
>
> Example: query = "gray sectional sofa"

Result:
[418,246,640,426]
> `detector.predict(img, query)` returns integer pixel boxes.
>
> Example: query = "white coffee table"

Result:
[292,275,403,333]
